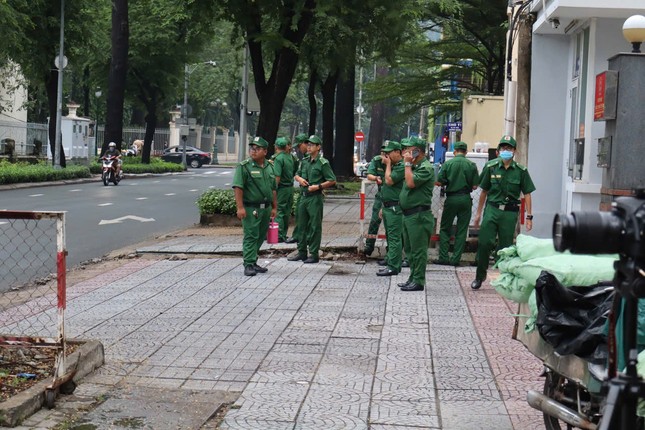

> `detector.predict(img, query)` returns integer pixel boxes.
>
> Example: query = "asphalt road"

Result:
[0,168,233,290]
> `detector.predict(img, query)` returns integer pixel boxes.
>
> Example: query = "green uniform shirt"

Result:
[232,158,276,203]
[381,161,405,202]
[367,156,385,180]
[399,157,435,210]
[437,154,479,193]
[273,152,295,187]
[292,153,300,176]
[479,158,536,204]
[296,154,336,186]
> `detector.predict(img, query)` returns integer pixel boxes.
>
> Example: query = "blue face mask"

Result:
[499,150,514,160]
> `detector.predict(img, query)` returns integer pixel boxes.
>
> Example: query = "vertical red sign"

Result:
[594,72,606,121]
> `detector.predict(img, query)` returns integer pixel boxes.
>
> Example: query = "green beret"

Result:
[453,141,468,151]
[382,140,401,152]
[499,135,517,148]
[295,133,308,144]
[306,135,322,145]
[275,137,291,148]
[250,136,268,148]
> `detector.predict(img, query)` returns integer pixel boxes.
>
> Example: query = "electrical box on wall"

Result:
[597,136,612,168]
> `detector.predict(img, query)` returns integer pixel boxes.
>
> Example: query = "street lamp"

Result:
[94,89,102,157]
[210,99,227,165]
[623,15,645,53]
[53,0,66,169]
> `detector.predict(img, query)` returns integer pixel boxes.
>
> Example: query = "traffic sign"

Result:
[446,122,462,131]
[355,131,365,142]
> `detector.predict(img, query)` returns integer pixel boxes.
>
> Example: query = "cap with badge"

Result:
[295,133,308,144]
[275,137,291,148]
[250,136,268,148]
[453,141,468,151]
[498,135,517,148]
[402,137,426,149]
[382,140,401,152]
[306,135,322,145]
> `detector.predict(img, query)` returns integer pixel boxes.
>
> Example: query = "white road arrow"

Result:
[99,215,156,225]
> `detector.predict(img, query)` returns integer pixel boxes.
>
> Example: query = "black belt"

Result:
[487,201,519,212]
[301,188,322,197]
[446,189,471,197]
[382,200,399,208]
[402,205,431,216]
[243,201,271,208]
[277,183,292,188]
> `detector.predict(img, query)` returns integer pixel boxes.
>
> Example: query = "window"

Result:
[567,29,589,180]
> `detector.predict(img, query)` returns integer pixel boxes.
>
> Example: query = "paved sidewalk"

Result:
[6,198,544,429]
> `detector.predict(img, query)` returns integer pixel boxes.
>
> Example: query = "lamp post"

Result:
[623,15,645,53]
[94,89,102,157]
[210,99,227,165]
[53,0,66,169]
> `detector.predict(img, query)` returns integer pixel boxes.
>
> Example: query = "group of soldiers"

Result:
[232,132,535,291]
[363,134,535,291]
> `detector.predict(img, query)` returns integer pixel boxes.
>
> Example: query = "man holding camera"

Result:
[471,135,535,290]
[398,137,435,292]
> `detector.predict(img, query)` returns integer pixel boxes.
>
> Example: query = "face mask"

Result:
[499,150,514,160]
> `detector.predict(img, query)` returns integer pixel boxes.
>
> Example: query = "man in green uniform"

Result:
[285,133,309,244]
[434,141,479,266]
[232,136,277,276]
[398,137,435,291]
[272,137,295,242]
[376,140,405,276]
[471,135,535,290]
[364,145,386,256]
[288,135,337,263]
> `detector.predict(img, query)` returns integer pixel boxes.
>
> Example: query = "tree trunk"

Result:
[366,65,389,161]
[46,70,67,167]
[142,105,156,164]
[320,72,338,165]
[334,64,356,177]
[307,69,318,134]
[103,0,129,155]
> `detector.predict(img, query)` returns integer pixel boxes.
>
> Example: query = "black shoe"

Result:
[397,281,411,288]
[244,266,257,276]
[432,259,451,266]
[287,254,306,261]
[253,264,268,273]
[377,259,387,266]
[401,260,410,268]
[303,256,319,264]
[364,248,374,257]
[278,238,285,243]
[284,237,298,244]
[377,268,398,277]
[471,279,483,290]
[401,282,424,291]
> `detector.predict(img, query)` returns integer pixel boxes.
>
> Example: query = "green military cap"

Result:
[306,135,322,145]
[400,138,411,146]
[250,136,269,148]
[275,137,291,148]
[402,137,426,150]
[295,133,308,144]
[382,140,401,152]
[453,141,468,151]
[499,135,517,148]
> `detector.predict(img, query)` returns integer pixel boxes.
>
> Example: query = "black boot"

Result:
[244,266,257,276]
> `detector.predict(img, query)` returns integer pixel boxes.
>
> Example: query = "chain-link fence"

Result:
[0,211,68,403]
[0,120,48,158]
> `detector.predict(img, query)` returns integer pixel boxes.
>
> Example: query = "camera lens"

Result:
[552,211,623,254]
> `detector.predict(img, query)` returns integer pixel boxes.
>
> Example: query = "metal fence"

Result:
[96,126,170,156]
[0,211,68,406]
[0,120,48,157]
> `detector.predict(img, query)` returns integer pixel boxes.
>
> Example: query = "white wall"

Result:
[527,34,570,238]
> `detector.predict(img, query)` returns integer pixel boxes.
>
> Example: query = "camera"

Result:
[549,18,560,29]
[553,191,645,256]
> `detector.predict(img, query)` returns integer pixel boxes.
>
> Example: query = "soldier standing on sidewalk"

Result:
[288,135,337,263]
[232,136,277,276]
[364,145,386,257]
[376,141,405,276]
[272,137,295,242]
[285,133,309,244]
[470,135,535,290]
[434,141,479,267]
[398,137,435,292]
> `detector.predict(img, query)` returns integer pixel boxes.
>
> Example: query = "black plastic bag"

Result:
[535,271,614,364]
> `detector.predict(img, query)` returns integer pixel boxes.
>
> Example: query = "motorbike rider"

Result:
[103,142,122,177]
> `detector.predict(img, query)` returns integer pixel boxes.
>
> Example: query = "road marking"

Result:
[224,183,230,186]
[164,193,176,196]
[29,194,44,197]
[98,203,113,207]
[203,171,215,175]
[219,171,232,175]
[189,189,199,192]
[69,189,82,192]
[0,221,7,226]
[153,180,161,183]
[99,215,155,225]
[136,197,147,200]
[128,182,138,186]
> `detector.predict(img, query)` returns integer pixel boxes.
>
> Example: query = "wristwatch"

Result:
[405,162,413,167]
[526,214,534,220]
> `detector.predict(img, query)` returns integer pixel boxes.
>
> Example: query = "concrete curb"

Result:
[0,339,104,427]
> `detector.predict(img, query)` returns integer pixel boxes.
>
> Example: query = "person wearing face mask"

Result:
[470,135,536,290]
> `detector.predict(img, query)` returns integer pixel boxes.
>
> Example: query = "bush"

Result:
[196,189,237,216]
[89,156,183,174]
[0,159,91,185]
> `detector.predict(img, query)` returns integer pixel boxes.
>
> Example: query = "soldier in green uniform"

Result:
[285,133,309,244]
[232,136,277,276]
[376,140,405,276]
[434,141,479,266]
[364,146,386,256]
[398,137,435,291]
[471,135,535,290]
[272,137,295,242]
[287,135,337,263]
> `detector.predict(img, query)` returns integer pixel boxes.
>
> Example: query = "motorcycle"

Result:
[101,155,122,186]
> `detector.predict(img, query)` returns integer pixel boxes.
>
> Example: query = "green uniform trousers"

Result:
[275,187,293,242]
[242,205,271,267]
[364,193,383,253]
[296,194,324,257]
[290,194,303,240]
[402,210,434,286]
[475,205,518,281]
[382,206,403,272]
[439,195,472,265]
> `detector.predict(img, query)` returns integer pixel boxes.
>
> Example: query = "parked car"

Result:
[161,145,211,168]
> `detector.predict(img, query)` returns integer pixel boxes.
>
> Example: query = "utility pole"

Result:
[54,0,65,169]
[515,11,533,166]
[238,44,249,162]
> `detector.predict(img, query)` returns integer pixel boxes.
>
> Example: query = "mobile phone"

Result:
[412,149,420,158]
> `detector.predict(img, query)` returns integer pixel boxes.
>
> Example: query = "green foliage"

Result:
[196,189,237,216]
[88,157,183,174]
[0,160,91,185]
